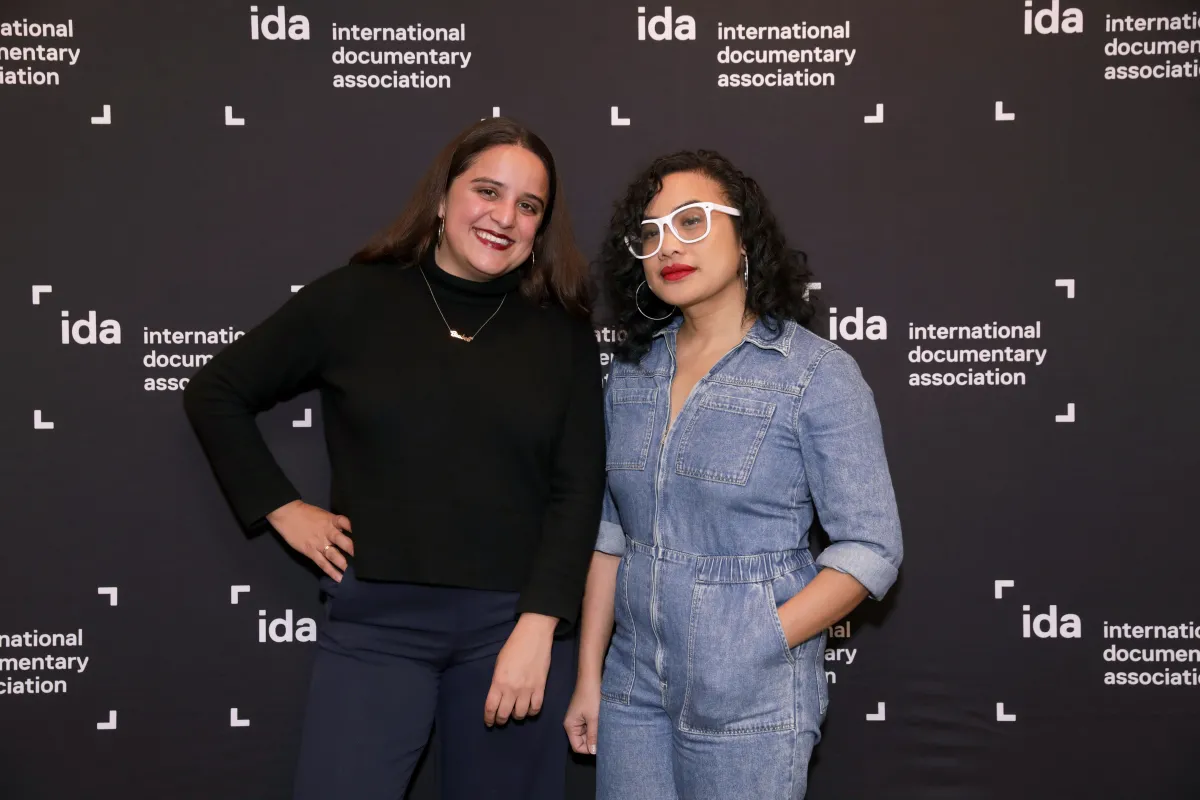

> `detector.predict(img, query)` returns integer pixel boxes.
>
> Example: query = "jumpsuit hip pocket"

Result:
[679,577,797,735]
[600,551,637,705]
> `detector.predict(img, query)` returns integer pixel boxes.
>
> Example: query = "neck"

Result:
[434,242,487,282]
[678,280,753,349]
[421,245,522,299]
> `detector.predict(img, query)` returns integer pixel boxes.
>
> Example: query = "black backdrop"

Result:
[4,0,1200,797]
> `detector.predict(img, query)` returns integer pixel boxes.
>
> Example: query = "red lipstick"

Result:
[473,227,514,250]
[661,264,696,282]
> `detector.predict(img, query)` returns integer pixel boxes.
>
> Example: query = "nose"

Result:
[490,201,516,229]
[657,225,684,260]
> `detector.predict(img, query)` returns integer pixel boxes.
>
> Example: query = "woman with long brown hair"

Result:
[183,117,605,799]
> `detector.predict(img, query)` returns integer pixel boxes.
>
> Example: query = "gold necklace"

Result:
[418,267,507,343]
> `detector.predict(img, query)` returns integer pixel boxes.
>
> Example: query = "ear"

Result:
[437,197,446,220]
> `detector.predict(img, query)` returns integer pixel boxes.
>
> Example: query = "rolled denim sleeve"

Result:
[594,375,627,556]
[596,482,626,556]
[797,346,903,600]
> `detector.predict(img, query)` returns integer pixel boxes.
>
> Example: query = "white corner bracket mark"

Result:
[293,408,313,428]
[1055,279,1075,298]
[994,579,1015,599]
[98,587,118,606]
[864,104,884,123]
[493,106,501,117]
[230,585,251,604]
[995,101,1015,122]
[1056,403,1076,423]
[97,711,117,730]
[291,285,304,293]
[997,703,1017,722]
[34,410,54,430]
[231,708,250,727]
[91,105,111,125]
[803,281,821,301]
[866,702,886,722]
[225,106,245,126]
[32,285,52,304]
[611,106,630,126]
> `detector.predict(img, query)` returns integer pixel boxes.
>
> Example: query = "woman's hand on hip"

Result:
[485,613,557,727]
[564,676,601,755]
[266,500,355,581]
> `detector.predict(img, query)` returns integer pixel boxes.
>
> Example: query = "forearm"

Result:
[516,485,606,629]
[778,568,869,647]
[517,329,606,626]
[577,552,619,682]
[182,279,336,532]
[514,611,560,638]
[184,369,303,530]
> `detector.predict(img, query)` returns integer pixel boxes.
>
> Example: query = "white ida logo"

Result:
[61,311,120,344]
[1023,0,1082,34]
[828,307,887,341]
[250,5,311,41]
[1022,604,1082,638]
[637,6,696,41]
[258,609,316,642]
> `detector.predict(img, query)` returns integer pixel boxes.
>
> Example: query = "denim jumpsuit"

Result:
[595,316,904,800]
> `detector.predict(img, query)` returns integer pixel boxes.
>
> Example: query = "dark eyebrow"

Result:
[644,198,702,220]
[470,177,546,209]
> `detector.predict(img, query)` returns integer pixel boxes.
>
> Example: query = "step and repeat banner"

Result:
[3,0,1198,797]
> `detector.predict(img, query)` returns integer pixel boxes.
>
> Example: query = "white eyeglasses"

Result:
[624,201,742,259]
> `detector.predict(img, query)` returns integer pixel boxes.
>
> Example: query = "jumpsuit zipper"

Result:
[648,343,676,694]
[648,333,746,698]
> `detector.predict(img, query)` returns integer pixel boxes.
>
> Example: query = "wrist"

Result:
[778,602,808,648]
[576,664,603,684]
[516,612,559,636]
[266,499,303,524]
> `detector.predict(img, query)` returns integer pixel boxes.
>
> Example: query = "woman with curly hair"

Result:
[563,150,904,798]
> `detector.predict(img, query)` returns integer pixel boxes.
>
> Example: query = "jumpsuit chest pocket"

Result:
[675,394,776,485]
[605,387,658,471]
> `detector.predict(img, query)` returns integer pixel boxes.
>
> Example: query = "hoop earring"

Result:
[635,281,676,321]
[743,254,749,286]
[437,217,445,246]
[531,250,536,267]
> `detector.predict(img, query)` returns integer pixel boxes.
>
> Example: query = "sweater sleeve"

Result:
[515,321,607,631]
[182,269,344,535]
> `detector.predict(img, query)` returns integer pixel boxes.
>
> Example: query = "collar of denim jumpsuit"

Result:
[651,314,797,356]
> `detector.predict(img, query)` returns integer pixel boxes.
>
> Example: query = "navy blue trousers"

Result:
[292,565,577,800]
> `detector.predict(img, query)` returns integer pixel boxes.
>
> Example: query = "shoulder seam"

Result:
[790,340,843,442]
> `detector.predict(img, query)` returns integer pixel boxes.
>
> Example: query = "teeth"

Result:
[475,229,510,245]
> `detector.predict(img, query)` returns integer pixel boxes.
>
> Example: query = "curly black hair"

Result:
[600,150,817,362]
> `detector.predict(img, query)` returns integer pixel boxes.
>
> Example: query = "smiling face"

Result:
[639,170,745,312]
[436,144,549,281]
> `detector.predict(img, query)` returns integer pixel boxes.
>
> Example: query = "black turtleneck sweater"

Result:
[182,249,606,630]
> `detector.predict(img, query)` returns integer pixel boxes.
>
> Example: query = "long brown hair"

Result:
[351,117,592,317]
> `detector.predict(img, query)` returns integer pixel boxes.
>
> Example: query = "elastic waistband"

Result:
[626,537,813,584]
